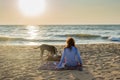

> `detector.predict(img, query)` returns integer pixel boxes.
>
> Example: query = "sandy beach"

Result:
[0,43,120,80]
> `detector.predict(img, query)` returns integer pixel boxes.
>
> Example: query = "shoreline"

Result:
[0,43,120,80]
[0,42,120,47]
[0,41,120,46]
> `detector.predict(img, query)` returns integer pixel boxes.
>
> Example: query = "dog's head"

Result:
[51,47,58,57]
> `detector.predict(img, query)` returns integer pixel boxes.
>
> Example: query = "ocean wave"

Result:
[55,35,66,37]
[0,36,31,41]
[108,36,120,42]
[65,34,101,39]
[101,36,109,39]
[39,39,66,42]
[0,36,66,42]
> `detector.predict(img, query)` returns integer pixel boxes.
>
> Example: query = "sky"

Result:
[0,0,120,25]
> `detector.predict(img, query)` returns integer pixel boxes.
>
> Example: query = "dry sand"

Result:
[0,43,120,80]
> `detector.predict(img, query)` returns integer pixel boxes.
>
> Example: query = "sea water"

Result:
[0,25,120,45]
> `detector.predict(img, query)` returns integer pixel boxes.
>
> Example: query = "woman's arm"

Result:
[57,49,65,68]
[76,48,82,65]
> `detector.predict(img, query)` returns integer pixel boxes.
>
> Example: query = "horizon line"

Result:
[0,23,120,26]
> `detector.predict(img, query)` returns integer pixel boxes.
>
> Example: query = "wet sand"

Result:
[0,43,120,80]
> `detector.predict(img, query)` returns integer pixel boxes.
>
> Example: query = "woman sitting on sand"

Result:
[56,37,83,70]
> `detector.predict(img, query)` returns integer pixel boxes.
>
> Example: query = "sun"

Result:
[18,0,46,16]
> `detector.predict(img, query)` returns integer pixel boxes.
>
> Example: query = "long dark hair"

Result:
[65,37,76,49]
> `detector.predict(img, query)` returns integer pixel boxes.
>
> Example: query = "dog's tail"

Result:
[34,46,40,49]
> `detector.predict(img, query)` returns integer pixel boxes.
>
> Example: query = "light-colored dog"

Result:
[35,44,58,58]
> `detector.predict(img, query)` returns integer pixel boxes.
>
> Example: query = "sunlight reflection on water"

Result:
[26,25,39,39]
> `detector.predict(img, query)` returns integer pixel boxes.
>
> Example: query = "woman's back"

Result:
[57,46,82,68]
[57,37,82,69]
[64,46,78,66]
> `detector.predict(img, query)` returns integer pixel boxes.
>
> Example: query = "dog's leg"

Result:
[40,49,44,60]
[51,50,55,57]
[53,47,58,57]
